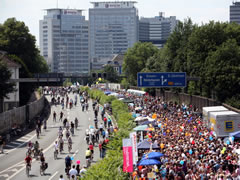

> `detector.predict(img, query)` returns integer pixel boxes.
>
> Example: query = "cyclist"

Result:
[40,153,47,174]
[25,154,32,170]
[54,140,58,152]
[34,141,39,158]
[70,122,74,135]
[74,118,78,129]
[85,148,92,167]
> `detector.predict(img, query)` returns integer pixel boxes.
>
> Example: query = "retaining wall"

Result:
[0,96,45,134]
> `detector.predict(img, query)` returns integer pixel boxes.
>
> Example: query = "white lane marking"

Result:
[10,142,22,145]
[5,144,15,148]
[4,134,37,155]
[8,130,66,179]
[49,171,58,180]
[0,161,23,174]
[72,150,79,157]
[89,118,90,121]
[9,168,18,172]
[18,137,29,141]
[0,174,9,178]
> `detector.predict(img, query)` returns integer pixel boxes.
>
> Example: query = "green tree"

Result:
[0,18,49,105]
[0,59,16,112]
[0,59,15,99]
[0,18,48,74]
[100,65,119,82]
[205,39,240,102]
[122,42,158,85]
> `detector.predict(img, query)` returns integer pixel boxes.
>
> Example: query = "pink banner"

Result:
[122,139,133,172]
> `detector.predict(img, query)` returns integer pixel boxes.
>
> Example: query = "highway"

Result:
[0,93,102,180]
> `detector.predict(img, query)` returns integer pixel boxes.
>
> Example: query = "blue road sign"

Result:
[137,72,186,88]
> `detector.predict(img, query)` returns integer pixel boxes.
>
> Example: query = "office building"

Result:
[39,9,89,75]
[89,1,138,69]
[230,1,240,24]
[139,12,178,48]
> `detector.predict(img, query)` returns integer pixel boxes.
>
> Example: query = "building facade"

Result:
[139,12,178,48]
[0,51,21,112]
[230,1,240,24]
[89,1,138,69]
[39,9,89,75]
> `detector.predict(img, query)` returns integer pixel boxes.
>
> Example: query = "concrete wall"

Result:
[0,96,45,134]
[156,90,221,112]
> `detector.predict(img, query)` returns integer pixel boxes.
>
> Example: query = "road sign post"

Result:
[137,72,186,88]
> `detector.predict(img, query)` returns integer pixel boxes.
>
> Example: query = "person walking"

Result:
[53,111,57,122]
[0,136,5,154]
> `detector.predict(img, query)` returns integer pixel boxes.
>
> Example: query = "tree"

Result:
[0,60,15,99]
[0,18,49,105]
[101,65,119,83]
[0,59,16,112]
[0,18,48,74]
[205,39,240,102]
[122,42,159,85]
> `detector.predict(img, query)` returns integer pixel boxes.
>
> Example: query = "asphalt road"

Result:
[0,93,102,180]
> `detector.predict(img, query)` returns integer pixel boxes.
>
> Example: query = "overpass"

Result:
[9,73,90,86]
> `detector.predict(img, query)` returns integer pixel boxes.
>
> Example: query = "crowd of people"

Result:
[44,87,115,179]
[123,93,240,180]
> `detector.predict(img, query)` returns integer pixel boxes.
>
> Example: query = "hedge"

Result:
[81,88,136,180]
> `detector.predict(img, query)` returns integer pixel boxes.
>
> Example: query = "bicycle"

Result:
[40,162,47,176]
[26,164,31,177]
[86,158,91,168]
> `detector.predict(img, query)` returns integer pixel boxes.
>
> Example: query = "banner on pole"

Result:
[122,138,133,172]
[130,132,138,165]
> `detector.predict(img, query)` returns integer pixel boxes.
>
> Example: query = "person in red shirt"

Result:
[99,142,103,158]
[25,154,32,169]
[89,143,94,157]
[103,117,107,128]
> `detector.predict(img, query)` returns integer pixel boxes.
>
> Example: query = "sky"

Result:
[0,0,235,46]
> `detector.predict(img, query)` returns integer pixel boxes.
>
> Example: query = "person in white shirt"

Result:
[53,141,58,151]
[80,166,87,177]
[59,174,64,180]
[69,165,78,179]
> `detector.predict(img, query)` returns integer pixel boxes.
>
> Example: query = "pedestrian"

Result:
[53,111,56,122]
[59,174,64,180]
[99,142,103,158]
[0,136,5,154]
[69,165,78,180]
[79,165,87,178]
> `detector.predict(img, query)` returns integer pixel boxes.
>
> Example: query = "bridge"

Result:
[9,73,90,86]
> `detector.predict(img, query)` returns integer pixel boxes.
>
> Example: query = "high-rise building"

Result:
[230,1,240,24]
[139,12,178,48]
[89,1,138,69]
[39,9,89,75]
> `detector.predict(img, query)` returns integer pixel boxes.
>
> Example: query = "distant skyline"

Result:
[0,0,235,46]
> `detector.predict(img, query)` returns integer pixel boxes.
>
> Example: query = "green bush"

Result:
[82,89,135,180]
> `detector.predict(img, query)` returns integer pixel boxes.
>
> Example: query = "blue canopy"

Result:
[229,131,240,138]
[137,139,159,150]
[104,91,112,95]
[141,121,157,126]
[138,158,161,166]
[142,152,164,159]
